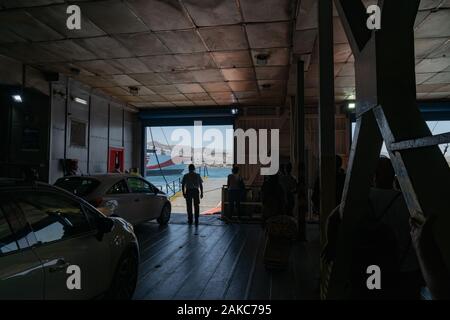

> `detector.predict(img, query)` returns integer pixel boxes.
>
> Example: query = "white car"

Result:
[0,179,139,300]
[55,174,171,226]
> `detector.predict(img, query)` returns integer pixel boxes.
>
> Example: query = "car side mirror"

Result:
[97,217,114,234]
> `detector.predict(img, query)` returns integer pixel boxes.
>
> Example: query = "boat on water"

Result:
[145,148,187,176]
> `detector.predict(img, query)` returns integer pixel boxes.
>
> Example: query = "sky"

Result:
[352,120,450,157]
[147,121,450,159]
[147,125,234,153]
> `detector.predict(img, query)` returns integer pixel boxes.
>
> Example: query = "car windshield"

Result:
[55,177,100,197]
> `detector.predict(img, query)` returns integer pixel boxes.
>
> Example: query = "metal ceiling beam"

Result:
[296,59,306,241]
[334,0,372,54]
[390,132,450,151]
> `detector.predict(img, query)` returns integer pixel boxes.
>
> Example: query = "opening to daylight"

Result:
[144,125,234,215]
[352,120,450,165]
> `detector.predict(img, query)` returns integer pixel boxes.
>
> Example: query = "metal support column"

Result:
[318,0,336,252]
[318,0,336,299]
[297,60,306,241]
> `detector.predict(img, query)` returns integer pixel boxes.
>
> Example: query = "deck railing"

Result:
[155,177,182,198]
[153,166,209,198]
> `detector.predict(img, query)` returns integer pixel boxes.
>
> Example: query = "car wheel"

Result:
[107,248,138,300]
[157,204,171,225]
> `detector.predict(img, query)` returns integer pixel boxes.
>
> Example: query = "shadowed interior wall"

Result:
[0,54,140,184]
[49,76,140,183]
[89,94,109,174]
[0,85,50,181]
[0,55,51,180]
[0,54,49,95]
[124,111,135,171]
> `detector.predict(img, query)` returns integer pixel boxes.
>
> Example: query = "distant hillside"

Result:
[146,140,232,166]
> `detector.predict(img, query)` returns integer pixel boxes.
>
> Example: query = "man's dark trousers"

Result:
[186,189,200,224]
[228,189,241,219]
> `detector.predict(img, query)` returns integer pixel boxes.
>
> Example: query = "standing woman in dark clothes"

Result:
[227,166,244,220]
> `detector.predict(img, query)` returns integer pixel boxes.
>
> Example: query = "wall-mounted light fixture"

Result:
[231,108,239,115]
[347,102,356,110]
[12,95,23,103]
[73,96,88,105]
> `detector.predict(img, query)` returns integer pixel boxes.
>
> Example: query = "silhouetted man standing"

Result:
[182,164,203,226]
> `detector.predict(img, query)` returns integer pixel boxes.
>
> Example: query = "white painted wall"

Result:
[48,76,141,183]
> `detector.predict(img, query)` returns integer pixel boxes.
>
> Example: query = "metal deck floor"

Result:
[133,215,320,300]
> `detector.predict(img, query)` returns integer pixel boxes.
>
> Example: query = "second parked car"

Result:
[0,178,139,300]
[55,174,171,226]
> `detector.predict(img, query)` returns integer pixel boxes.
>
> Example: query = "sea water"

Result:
[145,166,231,196]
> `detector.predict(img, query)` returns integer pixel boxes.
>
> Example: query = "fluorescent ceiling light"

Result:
[73,97,88,105]
[348,102,356,110]
[12,95,23,103]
